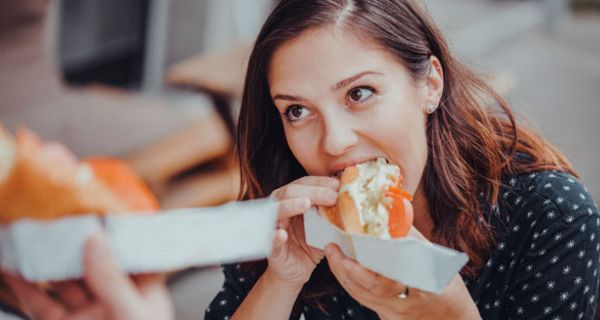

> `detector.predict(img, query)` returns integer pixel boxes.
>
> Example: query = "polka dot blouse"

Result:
[206,170,600,319]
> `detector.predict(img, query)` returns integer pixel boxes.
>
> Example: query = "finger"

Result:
[273,184,338,206]
[284,184,339,205]
[324,243,351,285]
[4,273,67,319]
[341,259,402,296]
[71,303,107,320]
[84,232,141,316]
[290,176,340,189]
[341,259,378,292]
[132,273,170,306]
[325,244,375,302]
[52,280,91,310]
[277,198,311,220]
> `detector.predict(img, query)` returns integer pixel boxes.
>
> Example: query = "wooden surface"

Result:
[166,43,252,99]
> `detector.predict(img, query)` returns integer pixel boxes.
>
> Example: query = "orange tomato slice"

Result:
[385,181,413,238]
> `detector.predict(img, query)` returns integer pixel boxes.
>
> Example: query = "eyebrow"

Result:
[332,71,382,91]
[272,70,383,102]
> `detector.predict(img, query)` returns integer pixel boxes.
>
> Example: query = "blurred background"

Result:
[0,0,598,319]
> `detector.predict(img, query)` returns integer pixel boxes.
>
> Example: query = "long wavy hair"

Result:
[237,0,576,309]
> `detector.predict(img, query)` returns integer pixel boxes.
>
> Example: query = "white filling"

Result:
[340,158,399,238]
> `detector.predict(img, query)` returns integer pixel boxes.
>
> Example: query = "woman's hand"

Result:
[268,176,340,288]
[325,200,480,320]
[4,233,173,320]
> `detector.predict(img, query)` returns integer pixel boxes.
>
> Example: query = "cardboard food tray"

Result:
[0,199,277,282]
[304,208,468,294]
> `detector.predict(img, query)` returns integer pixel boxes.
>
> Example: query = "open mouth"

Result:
[333,157,390,178]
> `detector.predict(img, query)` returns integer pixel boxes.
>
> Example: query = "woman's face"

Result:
[268,26,443,195]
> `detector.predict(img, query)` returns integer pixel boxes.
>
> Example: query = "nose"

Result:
[321,114,359,156]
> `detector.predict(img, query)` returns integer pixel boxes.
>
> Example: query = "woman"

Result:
[205,0,600,319]
[6,0,599,319]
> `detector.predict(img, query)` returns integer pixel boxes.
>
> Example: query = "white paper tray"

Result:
[304,208,468,294]
[0,200,277,282]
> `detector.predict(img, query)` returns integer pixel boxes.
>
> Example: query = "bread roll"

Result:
[0,127,157,224]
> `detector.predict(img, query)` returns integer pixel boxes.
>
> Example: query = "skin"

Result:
[233,26,480,319]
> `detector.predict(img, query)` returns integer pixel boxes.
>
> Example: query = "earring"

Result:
[426,104,438,114]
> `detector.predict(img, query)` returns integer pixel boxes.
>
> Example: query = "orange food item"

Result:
[0,126,157,224]
[385,179,413,238]
[85,158,159,211]
[319,158,413,238]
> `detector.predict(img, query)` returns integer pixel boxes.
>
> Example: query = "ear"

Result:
[423,56,444,112]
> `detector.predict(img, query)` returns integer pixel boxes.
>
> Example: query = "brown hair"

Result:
[237,0,575,309]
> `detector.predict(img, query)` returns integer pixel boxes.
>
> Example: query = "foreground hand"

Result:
[5,233,173,320]
[269,176,340,287]
[325,200,480,320]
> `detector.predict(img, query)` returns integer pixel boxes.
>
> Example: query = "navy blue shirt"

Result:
[206,171,600,319]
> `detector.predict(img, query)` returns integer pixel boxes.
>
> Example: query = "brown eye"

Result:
[285,105,311,122]
[291,106,303,118]
[348,87,374,103]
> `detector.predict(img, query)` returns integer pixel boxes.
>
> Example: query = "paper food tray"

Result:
[304,208,468,294]
[0,199,277,282]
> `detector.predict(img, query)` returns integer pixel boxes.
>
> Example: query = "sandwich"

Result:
[319,158,413,239]
[0,126,159,316]
[0,126,158,224]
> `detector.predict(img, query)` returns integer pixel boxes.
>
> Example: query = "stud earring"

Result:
[426,104,438,114]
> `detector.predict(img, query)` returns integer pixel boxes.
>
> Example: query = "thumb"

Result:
[84,232,141,316]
